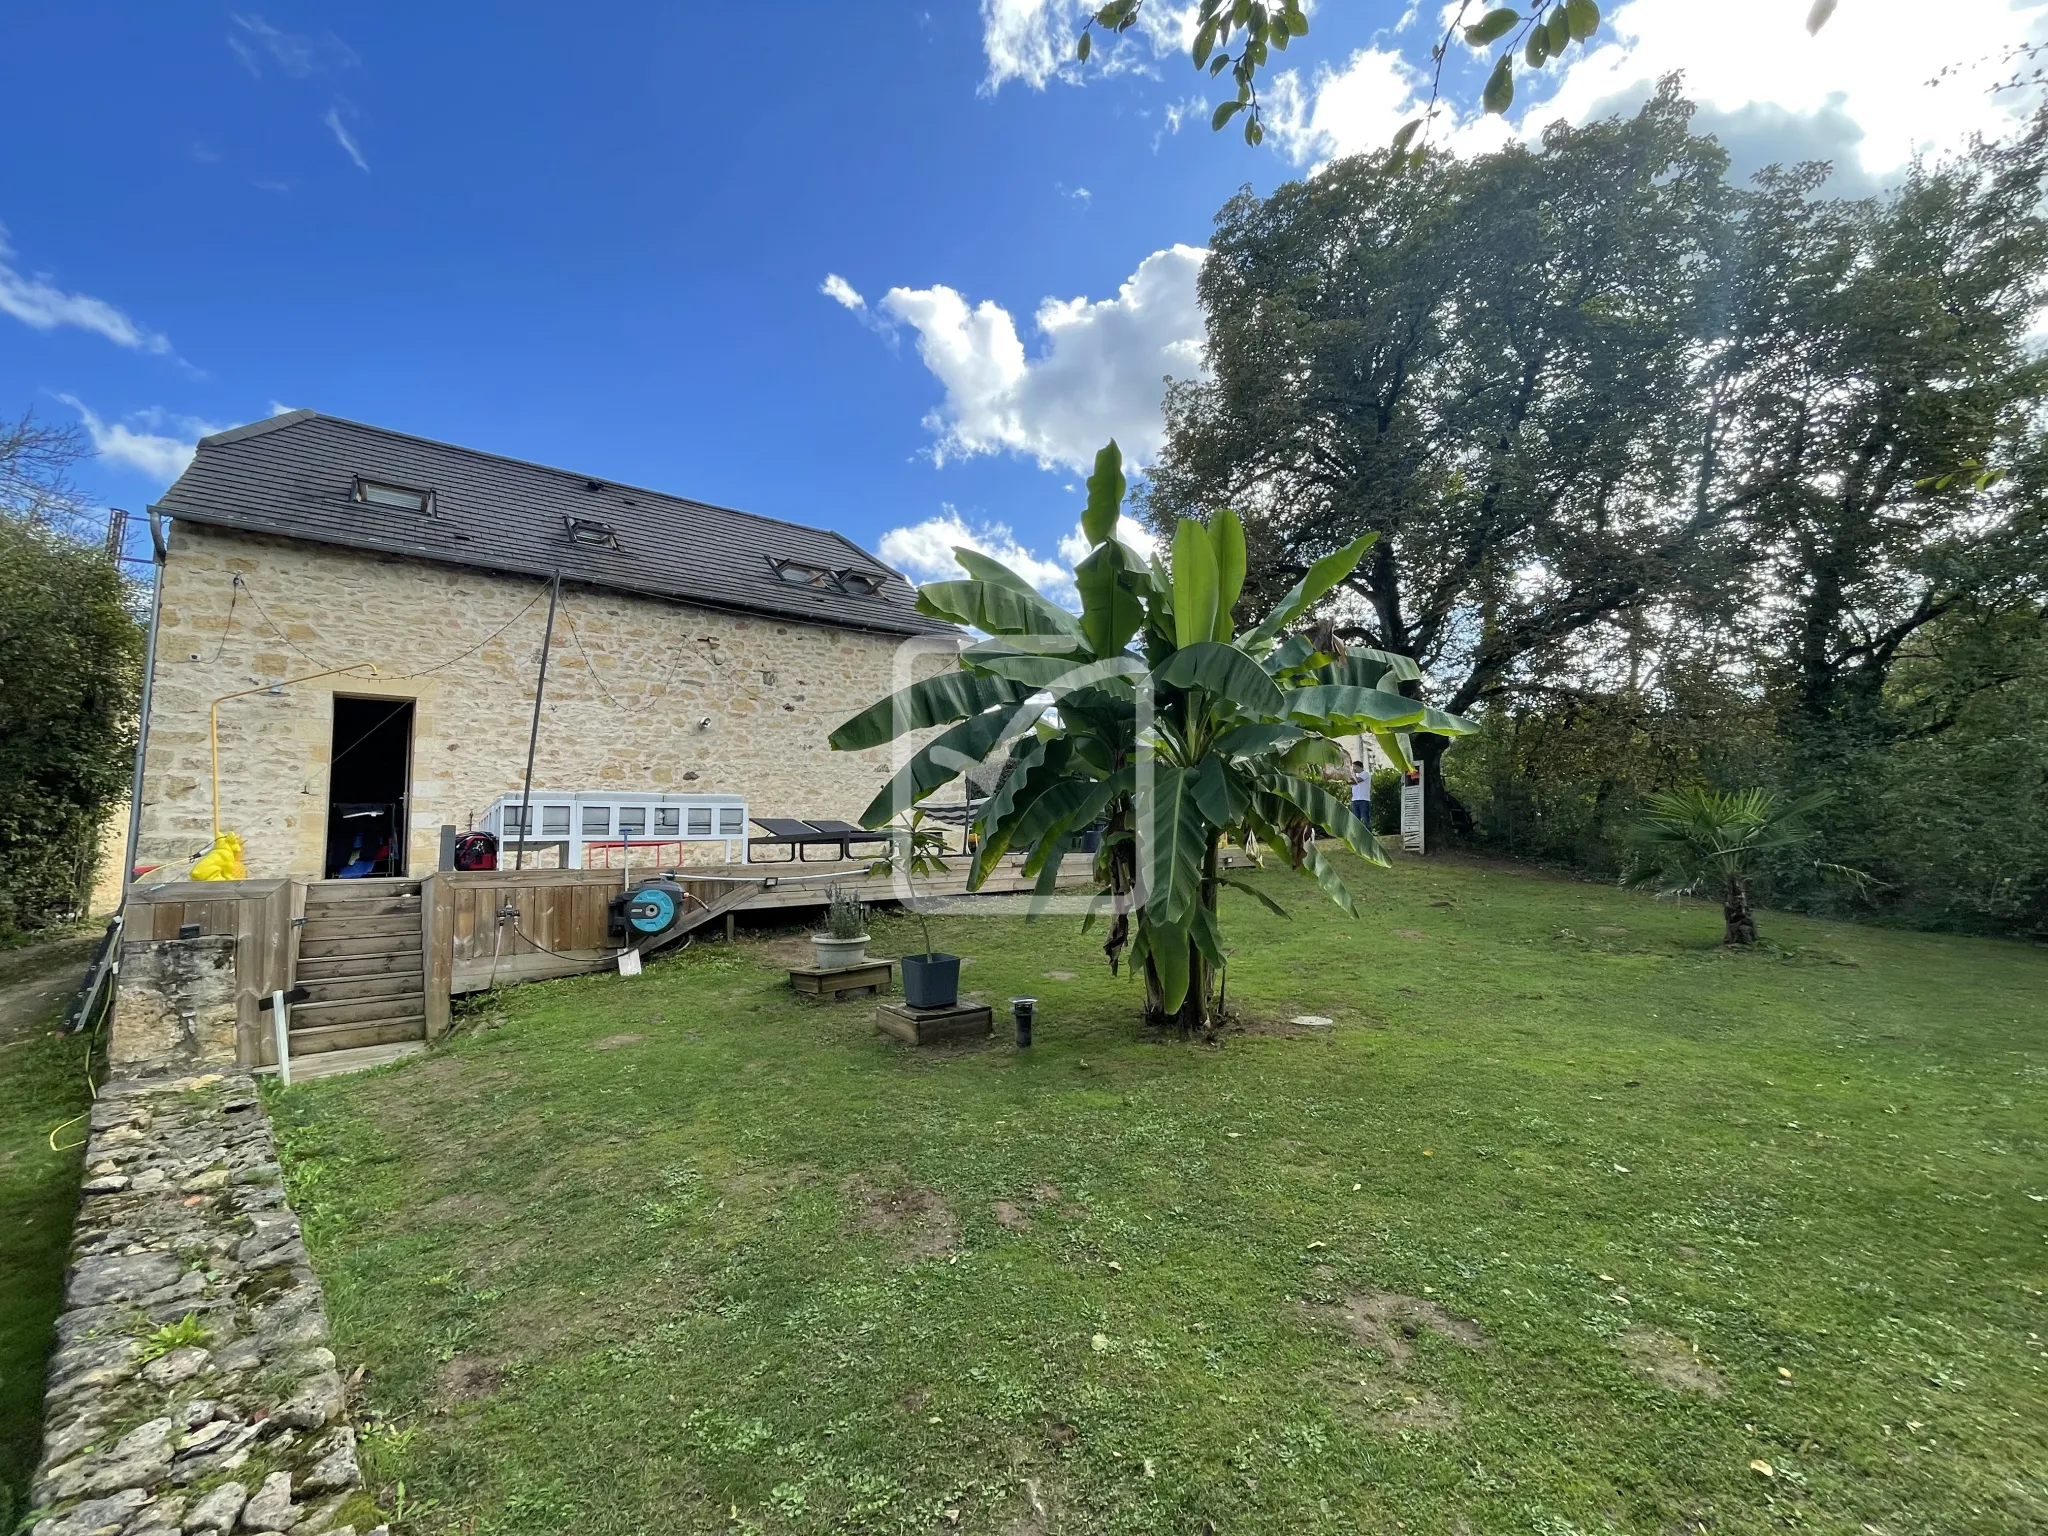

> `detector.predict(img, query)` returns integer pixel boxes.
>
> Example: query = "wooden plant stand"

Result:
[875,1001,993,1046]
[789,959,894,1001]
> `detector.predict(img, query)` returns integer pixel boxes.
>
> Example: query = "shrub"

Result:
[822,885,867,940]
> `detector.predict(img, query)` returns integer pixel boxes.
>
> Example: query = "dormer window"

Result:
[767,556,883,597]
[564,515,622,550]
[353,477,433,514]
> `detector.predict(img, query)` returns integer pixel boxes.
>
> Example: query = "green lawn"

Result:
[0,936,96,1532]
[268,854,2048,1535]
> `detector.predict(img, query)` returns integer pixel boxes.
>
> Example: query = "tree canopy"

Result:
[1147,88,2048,925]
[0,418,143,931]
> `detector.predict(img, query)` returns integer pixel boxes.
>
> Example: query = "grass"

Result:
[266,853,2048,1535]
[0,937,96,1531]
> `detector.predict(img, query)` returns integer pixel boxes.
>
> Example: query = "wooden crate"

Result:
[789,960,894,1001]
[875,1001,993,1046]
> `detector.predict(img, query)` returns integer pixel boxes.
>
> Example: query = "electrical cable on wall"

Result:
[234,576,324,669]
[206,579,243,663]
[201,570,555,681]
[562,610,699,716]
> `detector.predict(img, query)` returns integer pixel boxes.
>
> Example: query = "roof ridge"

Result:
[199,409,318,448]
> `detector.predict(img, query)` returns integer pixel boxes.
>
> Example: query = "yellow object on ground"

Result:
[190,831,247,881]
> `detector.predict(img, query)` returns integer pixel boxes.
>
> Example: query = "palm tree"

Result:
[1627,787,1827,945]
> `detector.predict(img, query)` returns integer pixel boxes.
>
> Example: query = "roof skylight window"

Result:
[353,477,433,514]
[564,515,622,549]
[767,557,884,597]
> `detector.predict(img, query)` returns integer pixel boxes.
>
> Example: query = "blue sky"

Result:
[5,1,2041,597]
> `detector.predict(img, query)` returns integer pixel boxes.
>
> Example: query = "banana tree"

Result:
[829,441,1472,1033]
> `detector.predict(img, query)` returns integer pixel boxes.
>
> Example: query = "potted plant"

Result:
[810,884,871,969]
[871,810,960,1009]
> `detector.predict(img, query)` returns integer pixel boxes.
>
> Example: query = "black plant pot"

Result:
[901,953,961,1010]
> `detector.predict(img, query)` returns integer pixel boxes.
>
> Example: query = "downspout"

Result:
[120,509,168,904]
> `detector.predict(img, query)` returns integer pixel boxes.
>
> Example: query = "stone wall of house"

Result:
[136,524,960,882]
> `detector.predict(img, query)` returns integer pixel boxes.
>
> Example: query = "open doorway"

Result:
[324,695,414,879]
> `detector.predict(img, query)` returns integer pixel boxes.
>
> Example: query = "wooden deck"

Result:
[120,846,1197,1070]
[440,852,1093,993]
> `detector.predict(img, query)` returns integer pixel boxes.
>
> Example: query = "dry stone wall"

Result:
[27,1073,382,1536]
[139,523,959,881]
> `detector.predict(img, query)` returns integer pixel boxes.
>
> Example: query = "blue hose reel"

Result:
[606,878,689,946]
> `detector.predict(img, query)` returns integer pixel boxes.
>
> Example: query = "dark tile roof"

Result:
[150,411,955,636]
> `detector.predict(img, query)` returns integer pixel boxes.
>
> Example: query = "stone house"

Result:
[133,411,958,883]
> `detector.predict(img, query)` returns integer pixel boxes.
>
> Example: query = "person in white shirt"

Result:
[1351,758,1371,829]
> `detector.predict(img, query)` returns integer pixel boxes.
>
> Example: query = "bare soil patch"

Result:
[758,934,823,970]
[589,1032,647,1050]
[1618,1326,1725,1396]
[991,1199,1032,1231]
[843,1173,959,1262]
[1300,1289,1486,1368]
[0,933,95,1040]
[433,1353,504,1408]
[1392,928,1430,940]
[1373,1392,1461,1432]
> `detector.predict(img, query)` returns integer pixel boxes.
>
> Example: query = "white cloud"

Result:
[1522,0,2048,185]
[324,106,369,172]
[877,244,1207,474]
[882,507,1076,596]
[819,271,898,344]
[1267,0,2048,182]
[61,397,223,484]
[980,0,1199,93]
[821,273,866,311]
[880,505,1160,609]
[228,14,357,78]
[0,223,172,355]
[1161,94,1209,135]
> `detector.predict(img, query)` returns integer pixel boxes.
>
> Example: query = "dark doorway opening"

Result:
[324,695,414,879]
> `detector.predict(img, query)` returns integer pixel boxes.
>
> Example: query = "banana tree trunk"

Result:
[1143,835,1223,1034]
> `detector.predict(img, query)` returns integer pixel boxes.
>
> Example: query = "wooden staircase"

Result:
[291,879,429,1057]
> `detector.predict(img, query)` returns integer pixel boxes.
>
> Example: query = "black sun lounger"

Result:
[801,819,893,861]
[749,817,856,863]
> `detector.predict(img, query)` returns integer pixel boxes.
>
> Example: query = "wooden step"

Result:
[304,893,422,918]
[298,933,427,960]
[287,1016,428,1055]
[295,972,425,1006]
[279,1041,426,1080]
[309,878,420,897]
[295,949,421,979]
[301,914,421,942]
[291,991,426,1029]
